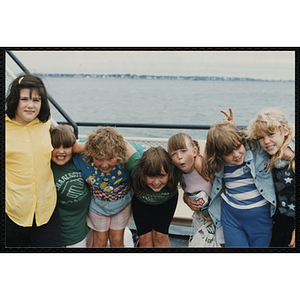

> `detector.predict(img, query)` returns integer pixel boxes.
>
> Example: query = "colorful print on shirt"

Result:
[73,154,132,202]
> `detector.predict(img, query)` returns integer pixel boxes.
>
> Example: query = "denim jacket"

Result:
[208,142,276,228]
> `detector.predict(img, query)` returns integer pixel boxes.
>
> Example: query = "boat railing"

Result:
[5,51,242,235]
[6,50,233,140]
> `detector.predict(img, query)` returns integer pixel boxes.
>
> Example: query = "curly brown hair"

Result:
[134,147,178,195]
[84,127,127,167]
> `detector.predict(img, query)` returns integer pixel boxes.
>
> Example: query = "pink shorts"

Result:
[87,202,133,232]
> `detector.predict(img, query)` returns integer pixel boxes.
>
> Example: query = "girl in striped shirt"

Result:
[205,121,276,247]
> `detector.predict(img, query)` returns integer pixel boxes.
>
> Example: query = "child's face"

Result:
[170,139,197,174]
[256,128,288,156]
[222,144,246,166]
[93,155,118,173]
[52,146,73,166]
[145,167,169,192]
[14,88,41,126]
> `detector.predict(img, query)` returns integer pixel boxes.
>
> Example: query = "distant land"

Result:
[33,73,294,82]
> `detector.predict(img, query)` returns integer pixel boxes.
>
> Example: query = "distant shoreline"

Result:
[33,73,293,82]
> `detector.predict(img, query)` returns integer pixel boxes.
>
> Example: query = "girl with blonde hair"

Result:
[248,109,295,247]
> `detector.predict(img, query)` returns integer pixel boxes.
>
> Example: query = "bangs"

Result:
[254,121,279,138]
[50,126,76,149]
[145,159,165,177]
[52,134,74,149]
[216,134,242,156]
[168,134,188,152]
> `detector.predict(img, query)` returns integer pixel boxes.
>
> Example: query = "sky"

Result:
[6,50,295,81]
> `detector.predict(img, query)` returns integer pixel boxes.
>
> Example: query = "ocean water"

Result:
[41,76,295,140]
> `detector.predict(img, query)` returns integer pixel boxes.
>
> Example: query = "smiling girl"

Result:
[72,127,135,248]
[50,125,91,248]
[5,74,61,247]
[248,109,295,247]
[125,145,178,247]
[205,121,276,247]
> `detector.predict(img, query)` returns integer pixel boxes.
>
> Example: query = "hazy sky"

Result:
[6,50,295,80]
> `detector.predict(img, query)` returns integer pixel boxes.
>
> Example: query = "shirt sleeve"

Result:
[72,153,85,171]
[125,152,141,179]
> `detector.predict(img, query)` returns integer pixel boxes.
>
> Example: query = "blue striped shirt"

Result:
[221,163,268,209]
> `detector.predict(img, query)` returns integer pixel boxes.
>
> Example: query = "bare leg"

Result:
[92,230,109,248]
[109,228,125,248]
[153,230,171,247]
[138,231,154,248]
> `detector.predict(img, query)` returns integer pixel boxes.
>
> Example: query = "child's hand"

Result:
[183,194,200,211]
[202,214,212,221]
[72,141,86,153]
[282,147,294,161]
[288,229,295,248]
[220,108,236,127]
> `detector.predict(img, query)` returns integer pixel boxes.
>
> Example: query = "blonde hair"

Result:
[205,122,255,178]
[84,127,127,167]
[248,109,295,171]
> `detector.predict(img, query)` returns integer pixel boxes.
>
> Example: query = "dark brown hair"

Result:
[50,125,76,148]
[134,147,178,195]
[5,74,51,122]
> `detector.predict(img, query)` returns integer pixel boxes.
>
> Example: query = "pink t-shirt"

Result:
[182,169,213,197]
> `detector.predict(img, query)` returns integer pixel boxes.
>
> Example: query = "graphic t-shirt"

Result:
[51,158,91,246]
[73,153,133,216]
[125,152,178,205]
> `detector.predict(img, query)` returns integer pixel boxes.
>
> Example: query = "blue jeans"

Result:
[221,201,273,247]
[6,206,62,248]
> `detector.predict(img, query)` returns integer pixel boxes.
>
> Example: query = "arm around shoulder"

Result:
[125,141,137,161]
[72,141,86,153]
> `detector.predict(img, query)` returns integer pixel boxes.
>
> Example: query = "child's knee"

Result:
[109,229,125,248]
[153,231,169,246]
[93,230,108,247]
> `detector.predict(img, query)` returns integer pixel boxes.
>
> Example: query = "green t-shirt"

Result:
[51,158,91,246]
[125,152,178,205]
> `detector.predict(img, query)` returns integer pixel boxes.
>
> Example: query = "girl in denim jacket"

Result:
[205,121,276,247]
[248,109,295,247]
